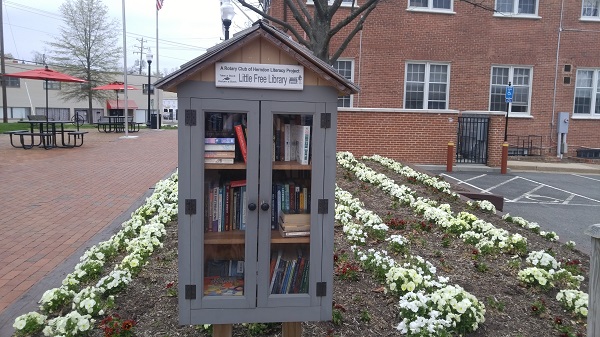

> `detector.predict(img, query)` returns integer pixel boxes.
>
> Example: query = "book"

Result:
[280,212,310,225]
[205,144,235,151]
[204,276,244,296]
[217,186,224,231]
[241,185,247,230]
[292,124,311,165]
[212,184,219,232]
[224,183,231,231]
[205,158,234,164]
[279,221,311,232]
[274,116,281,161]
[284,122,291,161]
[228,260,244,277]
[205,137,235,144]
[269,250,284,294]
[234,124,247,164]
[289,182,295,214]
[205,260,230,277]
[205,151,236,158]
[230,179,246,188]
[278,222,310,238]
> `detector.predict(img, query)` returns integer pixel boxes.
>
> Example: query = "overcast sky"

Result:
[2,0,258,73]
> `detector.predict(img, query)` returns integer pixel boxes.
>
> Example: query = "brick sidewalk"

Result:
[0,128,177,335]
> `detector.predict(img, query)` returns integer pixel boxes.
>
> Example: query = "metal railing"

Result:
[456,116,489,164]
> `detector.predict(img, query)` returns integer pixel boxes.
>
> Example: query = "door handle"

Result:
[260,202,270,211]
[248,203,256,211]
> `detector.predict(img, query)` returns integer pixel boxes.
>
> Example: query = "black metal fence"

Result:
[456,116,489,164]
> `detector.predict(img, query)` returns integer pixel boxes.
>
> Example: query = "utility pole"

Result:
[1,0,8,123]
[133,38,147,75]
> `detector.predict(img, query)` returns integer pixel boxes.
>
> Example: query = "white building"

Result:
[1,60,177,124]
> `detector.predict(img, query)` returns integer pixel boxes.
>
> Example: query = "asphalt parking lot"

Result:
[436,171,600,255]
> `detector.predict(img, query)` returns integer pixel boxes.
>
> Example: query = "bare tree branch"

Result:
[330,0,381,37]
[330,2,376,63]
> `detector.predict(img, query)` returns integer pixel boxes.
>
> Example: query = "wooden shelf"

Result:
[272,161,311,170]
[205,163,246,170]
[204,230,310,244]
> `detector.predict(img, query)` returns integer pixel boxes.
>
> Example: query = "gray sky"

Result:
[2,0,257,73]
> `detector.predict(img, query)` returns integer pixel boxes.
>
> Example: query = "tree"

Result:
[46,0,121,122]
[236,0,383,64]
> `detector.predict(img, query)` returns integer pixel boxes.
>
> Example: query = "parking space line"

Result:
[517,176,600,204]
[481,176,520,193]
[572,174,600,182]
[509,184,544,202]
[563,194,576,205]
[440,174,488,193]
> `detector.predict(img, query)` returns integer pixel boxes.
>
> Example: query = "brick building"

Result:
[267,1,600,165]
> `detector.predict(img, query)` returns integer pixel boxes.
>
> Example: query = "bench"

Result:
[15,132,54,149]
[27,115,47,121]
[3,130,29,148]
[67,131,88,147]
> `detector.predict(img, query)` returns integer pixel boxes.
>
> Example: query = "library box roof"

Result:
[154,20,359,96]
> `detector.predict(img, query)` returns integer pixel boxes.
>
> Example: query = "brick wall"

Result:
[269,1,600,160]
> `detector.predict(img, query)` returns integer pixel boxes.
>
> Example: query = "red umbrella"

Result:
[4,65,87,122]
[92,81,138,110]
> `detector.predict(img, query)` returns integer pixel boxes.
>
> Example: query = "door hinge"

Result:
[316,282,327,297]
[320,113,331,129]
[185,109,197,126]
[185,199,196,215]
[185,284,196,299]
[318,199,328,214]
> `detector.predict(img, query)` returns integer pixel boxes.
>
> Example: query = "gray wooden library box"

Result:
[155,20,358,326]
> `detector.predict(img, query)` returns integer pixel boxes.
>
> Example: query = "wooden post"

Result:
[213,324,232,337]
[585,224,600,337]
[500,142,508,174]
[446,141,454,172]
[282,322,302,337]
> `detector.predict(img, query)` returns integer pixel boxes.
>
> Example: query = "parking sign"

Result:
[505,86,514,103]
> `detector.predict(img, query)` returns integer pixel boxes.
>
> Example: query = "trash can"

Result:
[150,113,162,129]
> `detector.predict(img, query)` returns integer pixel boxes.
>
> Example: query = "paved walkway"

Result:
[0,128,177,335]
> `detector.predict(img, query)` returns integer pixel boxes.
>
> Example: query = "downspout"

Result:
[356,26,363,107]
[551,0,565,157]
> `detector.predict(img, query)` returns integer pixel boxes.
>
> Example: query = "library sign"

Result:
[215,62,304,90]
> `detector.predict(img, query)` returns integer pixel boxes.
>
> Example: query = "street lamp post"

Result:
[221,0,235,40]
[146,50,153,128]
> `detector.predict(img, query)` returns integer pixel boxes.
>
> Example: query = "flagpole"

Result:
[121,0,135,138]
[156,0,161,129]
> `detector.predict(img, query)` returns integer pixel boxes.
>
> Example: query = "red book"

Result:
[234,124,247,164]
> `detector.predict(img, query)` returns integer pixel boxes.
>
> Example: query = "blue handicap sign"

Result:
[505,86,514,103]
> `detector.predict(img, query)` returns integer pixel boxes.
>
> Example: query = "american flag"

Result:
[156,0,164,10]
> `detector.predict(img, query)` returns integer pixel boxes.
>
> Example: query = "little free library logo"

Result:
[215,62,304,90]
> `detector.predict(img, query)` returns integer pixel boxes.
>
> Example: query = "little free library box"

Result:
[155,20,358,331]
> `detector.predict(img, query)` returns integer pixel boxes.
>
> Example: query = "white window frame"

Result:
[493,0,540,18]
[333,58,354,108]
[573,68,600,118]
[403,61,450,110]
[581,0,600,21]
[407,0,454,14]
[489,65,533,115]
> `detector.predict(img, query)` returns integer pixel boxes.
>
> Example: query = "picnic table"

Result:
[95,116,144,133]
[4,120,88,149]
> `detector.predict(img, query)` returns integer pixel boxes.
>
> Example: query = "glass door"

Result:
[257,101,322,308]
[192,99,259,309]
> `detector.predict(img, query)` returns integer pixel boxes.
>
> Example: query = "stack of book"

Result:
[269,249,310,294]
[278,212,310,237]
[205,137,236,164]
[204,259,244,296]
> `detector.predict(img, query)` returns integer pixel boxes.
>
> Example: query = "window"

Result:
[574,69,600,116]
[404,62,449,110]
[4,77,20,88]
[333,59,354,107]
[495,0,538,15]
[582,0,600,18]
[143,84,154,95]
[408,0,452,11]
[43,81,61,90]
[489,66,532,113]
